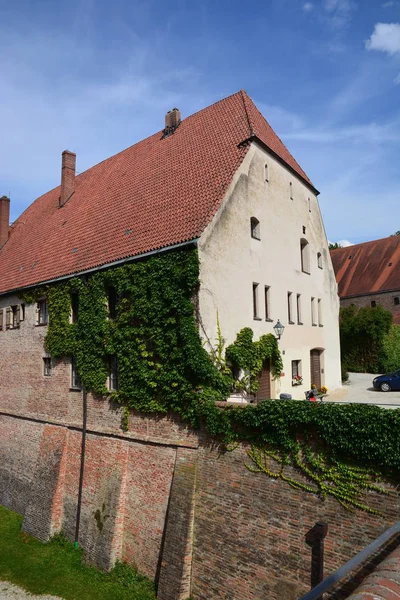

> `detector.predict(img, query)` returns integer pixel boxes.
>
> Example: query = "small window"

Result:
[290,182,293,200]
[108,356,118,392]
[20,304,25,321]
[308,198,311,212]
[394,297,399,306]
[107,287,117,319]
[71,293,79,324]
[265,286,271,320]
[43,357,52,377]
[253,283,260,319]
[37,299,49,325]
[71,357,81,389]
[250,217,261,240]
[297,294,302,325]
[311,297,317,326]
[300,239,310,274]
[11,305,20,329]
[264,164,269,182]
[302,226,306,235]
[292,360,302,386]
[371,300,377,308]
[318,298,323,326]
[288,292,294,324]
[317,252,323,269]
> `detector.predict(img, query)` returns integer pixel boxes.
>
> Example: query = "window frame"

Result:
[287,291,294,324]
[43,357,52,377]
[300,238,310,274]
[253,283,261,320]
[317,252,323,269]
[296,293,303,325]
[37,298,49,326]
[71,357,82,390]
[264,286,272,321]
[108,356,118,392]
[311,297,317,326]
[318,298,323,326]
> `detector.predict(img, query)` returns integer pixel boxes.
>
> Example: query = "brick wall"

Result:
[1,299,399,599]
[341,290,400,325]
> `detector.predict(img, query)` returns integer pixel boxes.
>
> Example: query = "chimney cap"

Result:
[0,195,10,201]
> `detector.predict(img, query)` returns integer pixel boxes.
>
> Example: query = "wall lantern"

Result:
[273,319,285,340]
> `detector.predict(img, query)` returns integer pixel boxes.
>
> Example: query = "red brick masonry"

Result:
[345,546,400,600]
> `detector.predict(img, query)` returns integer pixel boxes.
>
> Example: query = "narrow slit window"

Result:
[297,294,302,324]
[308,198,311,212]
[253,283,260,319]
[371,300,377,308]
[250,217,260,240]
[318,298,323,326]
[43,357,52,377]
[300,239,310,273]
[288,292,294,324]
[71,293,79,324]
[265,286,271,320]
[108,356,118,392]
[317,252,323,269]
[71,357,81,389]
[37,299,49,325]
[311,297,317,325]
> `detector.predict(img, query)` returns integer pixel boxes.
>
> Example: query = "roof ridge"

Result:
[331,235,400,251]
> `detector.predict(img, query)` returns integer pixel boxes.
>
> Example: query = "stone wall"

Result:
[1,408,398,600]
[341,290,400,325]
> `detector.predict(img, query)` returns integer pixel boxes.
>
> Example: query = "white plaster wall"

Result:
[198,142,341,398]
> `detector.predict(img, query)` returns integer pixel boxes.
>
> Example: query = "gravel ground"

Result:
[0,583,64,600]
[327,372,400,408]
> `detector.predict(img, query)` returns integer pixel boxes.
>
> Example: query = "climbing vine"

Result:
[22,246,400,512]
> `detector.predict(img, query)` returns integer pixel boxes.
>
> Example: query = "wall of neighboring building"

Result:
[198,142,341,397]
[341,291,400,325]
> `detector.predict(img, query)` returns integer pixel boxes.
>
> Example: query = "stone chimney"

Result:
[164,108,181,136]
[0,195,10,248]
[59,150,76,207]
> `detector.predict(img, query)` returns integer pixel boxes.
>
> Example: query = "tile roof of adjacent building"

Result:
[331,236,400,297]
[0,90,316,295]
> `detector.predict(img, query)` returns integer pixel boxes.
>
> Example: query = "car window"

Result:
[395,370,400,377]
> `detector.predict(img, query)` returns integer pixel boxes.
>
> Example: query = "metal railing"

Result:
[299,520,400,600]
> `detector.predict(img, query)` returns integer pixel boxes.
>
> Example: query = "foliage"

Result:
[381,325,400,373]
[0,505,155,600]
[328,242,342,250]
[340,305,393,373]
[225,328,283,393]
[392,231,400,236]
[245,445,393,514]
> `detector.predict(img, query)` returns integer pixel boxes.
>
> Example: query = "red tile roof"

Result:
[0,90,315,294]
[331,236,400,297]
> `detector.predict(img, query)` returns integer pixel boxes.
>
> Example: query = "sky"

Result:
[0,0,399,245]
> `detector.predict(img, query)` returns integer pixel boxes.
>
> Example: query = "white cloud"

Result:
[303,3,314,12]
[366,22,400,55]
[338,239,354,247]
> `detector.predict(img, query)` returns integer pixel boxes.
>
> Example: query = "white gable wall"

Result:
[198,142,341,398]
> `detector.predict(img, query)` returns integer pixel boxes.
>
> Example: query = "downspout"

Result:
[74,382,87,548]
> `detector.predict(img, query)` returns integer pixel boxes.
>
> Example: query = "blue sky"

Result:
[0,0,399,244]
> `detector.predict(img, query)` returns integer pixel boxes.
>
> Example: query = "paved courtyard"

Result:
[327,372,400,409]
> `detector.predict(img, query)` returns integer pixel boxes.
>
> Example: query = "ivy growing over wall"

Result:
[22,246,399,512]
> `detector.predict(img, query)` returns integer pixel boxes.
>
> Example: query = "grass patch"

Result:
[0,505,156,600]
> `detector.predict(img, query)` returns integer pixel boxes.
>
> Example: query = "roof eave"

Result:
[0,238,200,298]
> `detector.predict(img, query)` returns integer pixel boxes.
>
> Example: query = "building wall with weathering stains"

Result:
[1,402,398,600]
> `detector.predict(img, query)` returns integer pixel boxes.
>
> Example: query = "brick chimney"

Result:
[59,150,76,207]
[0,195,10,248]
[164,108,181,136]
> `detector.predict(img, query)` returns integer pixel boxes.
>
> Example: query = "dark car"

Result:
[373,370,400,392]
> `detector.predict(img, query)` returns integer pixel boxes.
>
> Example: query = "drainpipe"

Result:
[74,275,88,549]
[74,382,87,548]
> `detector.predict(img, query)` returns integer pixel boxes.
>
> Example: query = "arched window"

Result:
[317,252,322,269]
[264,164,269,182]
[300,239,310,273]
[250,217,260,240]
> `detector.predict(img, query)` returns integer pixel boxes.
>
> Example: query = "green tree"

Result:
[329,242,342,250]
[340,305,393,373]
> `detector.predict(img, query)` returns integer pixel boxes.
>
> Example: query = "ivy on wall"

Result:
[22,246,399,512]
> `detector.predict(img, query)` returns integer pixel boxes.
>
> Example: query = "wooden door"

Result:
[310,350,321,390]
[256,360,271,401]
